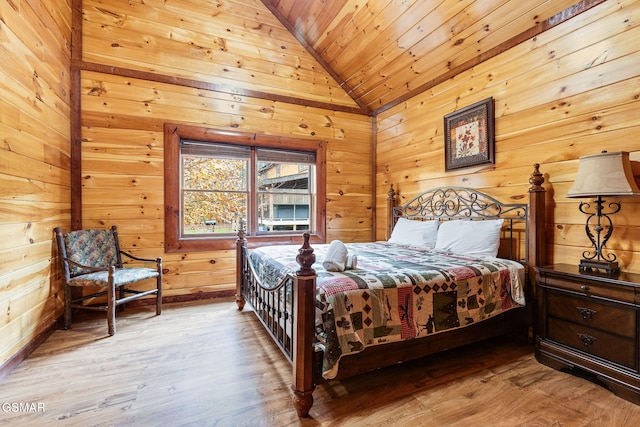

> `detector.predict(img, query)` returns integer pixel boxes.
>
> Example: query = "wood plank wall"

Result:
[79,0,373,299]
[81,0,359,109]
[2,0,639,378]
[0,0,72,368]
[376,0,640,272]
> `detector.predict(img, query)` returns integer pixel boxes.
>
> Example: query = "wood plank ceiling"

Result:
[261,0,595,114]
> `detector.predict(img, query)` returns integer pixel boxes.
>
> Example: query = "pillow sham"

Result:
[435,219,504,258]
[388,217,439,249]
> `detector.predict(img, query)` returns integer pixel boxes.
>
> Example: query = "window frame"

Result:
[164,123,326,252]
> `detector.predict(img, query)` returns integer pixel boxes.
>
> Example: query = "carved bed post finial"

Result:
[388,184,396,201]
[296,232,316,276]
[235,219,247,310]
[529,163,545,191]
[528,163,546,278]
[387,184,397,240]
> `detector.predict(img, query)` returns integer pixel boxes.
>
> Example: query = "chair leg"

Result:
[64,285,72,330]
[107,275,116,336]
[118,285,125,312]
[156,275,162,316]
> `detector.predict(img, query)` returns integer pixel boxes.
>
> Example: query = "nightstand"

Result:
[535,264,640,405]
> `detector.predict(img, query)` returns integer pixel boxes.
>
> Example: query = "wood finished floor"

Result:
[2,298,640,426]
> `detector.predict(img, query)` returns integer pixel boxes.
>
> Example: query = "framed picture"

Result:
[444,97,495,171]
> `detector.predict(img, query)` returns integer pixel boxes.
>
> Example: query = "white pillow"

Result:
[389,217,439,249]
[435,219,504,257]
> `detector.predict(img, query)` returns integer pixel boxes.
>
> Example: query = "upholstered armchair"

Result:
[54,226,162,335]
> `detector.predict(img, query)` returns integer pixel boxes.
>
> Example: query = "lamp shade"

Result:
[566,151,640,198]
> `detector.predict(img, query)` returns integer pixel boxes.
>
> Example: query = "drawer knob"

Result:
[576,306,596,320]
[580,285,589,291]
[577,333,596,347]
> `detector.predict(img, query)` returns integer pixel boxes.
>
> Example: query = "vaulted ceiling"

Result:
[261,0,595,114]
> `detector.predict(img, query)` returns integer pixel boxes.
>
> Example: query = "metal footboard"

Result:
[241,246,295,360]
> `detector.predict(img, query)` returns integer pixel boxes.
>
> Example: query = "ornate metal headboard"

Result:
[391,187,529,264]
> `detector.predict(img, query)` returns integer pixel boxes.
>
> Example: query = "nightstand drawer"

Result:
[548,317,636,369]
[546,292,636,339]
[536,265,640,405]
[542,275,636,304]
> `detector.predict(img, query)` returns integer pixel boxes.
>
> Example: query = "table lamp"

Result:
[566,151,640,274]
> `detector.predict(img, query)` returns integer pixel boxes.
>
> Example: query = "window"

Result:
[180,143,316,235]
[256,148,315,233]
[164,124,326,251]
[180,142,250,237]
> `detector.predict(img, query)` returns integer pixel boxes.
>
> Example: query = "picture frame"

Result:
[444,97,495,171]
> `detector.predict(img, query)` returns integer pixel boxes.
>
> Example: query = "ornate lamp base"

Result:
[579,259,619,275]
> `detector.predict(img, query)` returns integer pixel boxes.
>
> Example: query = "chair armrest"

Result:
[65,258,110,273]
[120,250,162,265]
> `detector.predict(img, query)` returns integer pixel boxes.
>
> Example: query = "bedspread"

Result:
[249,241,525,379]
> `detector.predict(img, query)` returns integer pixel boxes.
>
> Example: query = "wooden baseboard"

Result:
[0,318,60,382]
[0,289,235,381]
[111,289,236,307]
[160,289,236,304]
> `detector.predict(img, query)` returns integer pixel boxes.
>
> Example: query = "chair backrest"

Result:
[57,228,122,277]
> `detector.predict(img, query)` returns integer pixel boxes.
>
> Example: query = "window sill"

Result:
[165,233,325,252]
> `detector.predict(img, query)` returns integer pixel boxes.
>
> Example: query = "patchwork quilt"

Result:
[249,241,525,379]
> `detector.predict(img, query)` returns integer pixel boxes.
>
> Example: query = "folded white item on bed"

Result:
[346,253,357,270]
[323,240,348,272]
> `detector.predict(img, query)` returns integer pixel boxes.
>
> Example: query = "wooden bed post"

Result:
[527,164,546,341]
[387,184,396,240]
[235,223,247,311]
[528,163,546,271]
[291,232,316,417]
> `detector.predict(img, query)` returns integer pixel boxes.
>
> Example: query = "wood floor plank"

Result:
[1,298,640,426]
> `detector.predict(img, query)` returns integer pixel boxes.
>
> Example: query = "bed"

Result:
[235,164,546,417]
